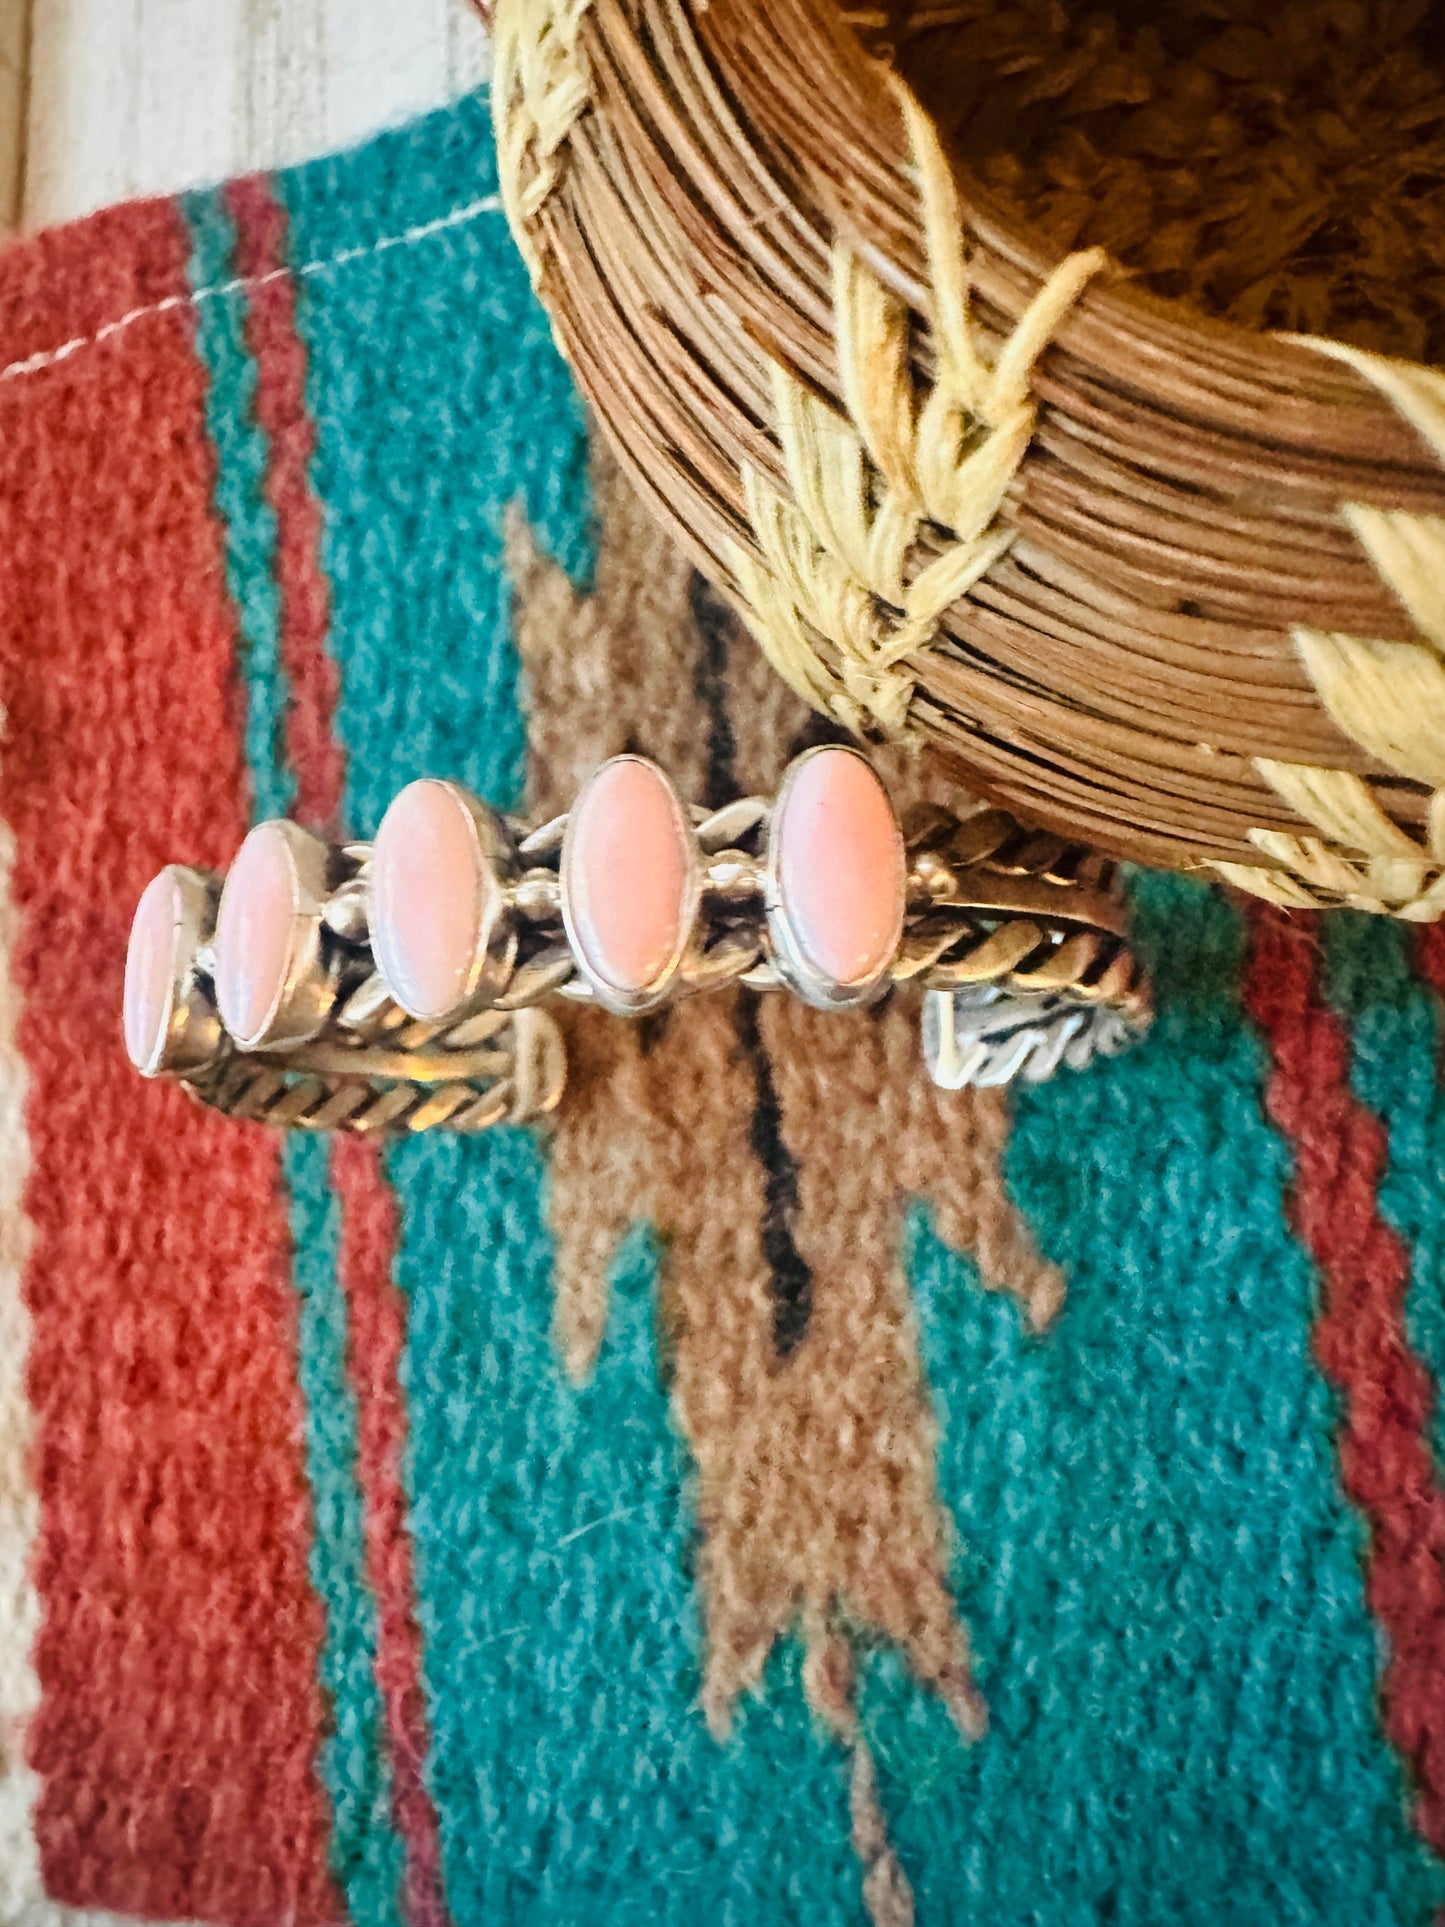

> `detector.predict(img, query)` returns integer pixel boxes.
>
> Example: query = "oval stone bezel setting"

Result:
[765,744,906,1010]
[560,755,701,1016]
[214,820,334,1052]
[369,778,519,1024]
[123,864,225,1077]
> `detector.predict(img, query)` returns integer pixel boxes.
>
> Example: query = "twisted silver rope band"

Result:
[184,995,566,1135]
[481,799,1151,1019]
[138,866,567,1134]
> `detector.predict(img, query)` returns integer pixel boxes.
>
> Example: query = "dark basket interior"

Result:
[852,0,1445,361]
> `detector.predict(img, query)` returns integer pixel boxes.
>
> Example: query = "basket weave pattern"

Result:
[493,0,1445,915]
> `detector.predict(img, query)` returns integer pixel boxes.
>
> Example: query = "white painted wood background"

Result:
[0,0,491,235]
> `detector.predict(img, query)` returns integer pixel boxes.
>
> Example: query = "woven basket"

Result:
[491,0,1445,917]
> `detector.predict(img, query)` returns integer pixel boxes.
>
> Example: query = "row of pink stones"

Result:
[124,746,906,1071]
[124,826,320,1072]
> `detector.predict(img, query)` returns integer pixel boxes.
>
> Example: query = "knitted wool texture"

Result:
[0,88,1441,1927]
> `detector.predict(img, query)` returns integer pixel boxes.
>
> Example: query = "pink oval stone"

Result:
[124,869,183,1071]
[372,780,493,1021]
[773,748,904,989]
[564,758,692,1004]
[215,823,303,1047]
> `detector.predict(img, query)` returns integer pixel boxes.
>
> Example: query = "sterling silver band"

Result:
[126,749,1152,1132]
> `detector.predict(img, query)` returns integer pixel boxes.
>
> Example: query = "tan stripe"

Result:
[0,814,46,1918]
[507,438,728,1377]
[533,1004,656,1384]
[506,441,717,812]
[510,440,1068,1924]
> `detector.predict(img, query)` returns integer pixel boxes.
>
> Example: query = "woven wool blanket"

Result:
[0,91,1443,1927]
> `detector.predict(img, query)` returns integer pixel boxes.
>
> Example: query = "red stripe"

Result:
[1414,923,1445,1006]
[0,202,339,1923]
[225,175,346,838]
[1242,903,1445,1856]
[227,173,451,1925]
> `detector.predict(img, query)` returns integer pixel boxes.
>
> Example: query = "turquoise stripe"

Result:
[183,190,295,824]
[183,185,406,1926]
[285,1136,407,1927]
[1323,913,1445,1480]
[277,94,863,1924]
[865,875,1445,1926]
[389,1158,861,1924]
[274,89,591,837]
